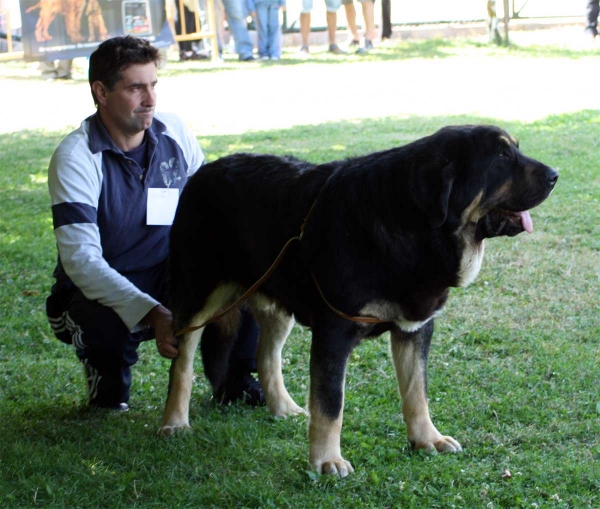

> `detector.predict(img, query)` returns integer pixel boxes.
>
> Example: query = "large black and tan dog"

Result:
[159,125,557,476]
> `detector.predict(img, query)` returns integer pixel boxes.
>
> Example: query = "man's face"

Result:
[99,63,158,137]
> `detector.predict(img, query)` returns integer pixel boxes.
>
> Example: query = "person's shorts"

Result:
[341,0,372,4]
[301,0,342,14]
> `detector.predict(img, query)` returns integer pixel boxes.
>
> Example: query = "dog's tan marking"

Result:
[461,191,484,225]
[159,327,201,435]
[456,192,486,287]
[490,181,513,205]
[390,331,462,453]
[159,283,244,435]
[249,294,306,418]
[456,236,485,287]
[360,301,439,332]
[308,384,354,477]
[499,134,518,147]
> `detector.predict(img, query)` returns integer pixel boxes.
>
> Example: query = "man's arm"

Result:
[48,129,159,331]
[142,305,179,358]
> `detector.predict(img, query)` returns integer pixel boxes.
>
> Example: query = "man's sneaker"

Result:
[90,402,129,412]
[83,362,129,411]
[348,39,360,49]
[240,374,265,406]
[328,44,346,55]
[215,373,265,407]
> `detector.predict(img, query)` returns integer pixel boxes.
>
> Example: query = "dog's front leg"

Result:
[390,321,462,453]
[308,319,358,477]
[159,329,202,435]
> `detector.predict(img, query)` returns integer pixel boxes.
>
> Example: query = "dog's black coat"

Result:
[170,124,555,332]
[164,125,557,474]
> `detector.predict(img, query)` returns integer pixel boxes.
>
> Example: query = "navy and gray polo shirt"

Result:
[48,111,204,330]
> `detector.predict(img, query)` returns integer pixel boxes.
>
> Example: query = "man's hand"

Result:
[143,304,179,359]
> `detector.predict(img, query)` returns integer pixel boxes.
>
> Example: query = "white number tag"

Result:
[147,188,180,225]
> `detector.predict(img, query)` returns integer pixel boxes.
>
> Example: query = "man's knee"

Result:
[301,0,313,14]
[325,0,342,12]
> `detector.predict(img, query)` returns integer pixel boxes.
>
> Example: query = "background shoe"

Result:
[240,55,256,62]
[298,45,310,57]
[584,27,598,40]
[193,50,210,60]
[328,44,346,55]
[356,39,374,55]
[179,50,195,61]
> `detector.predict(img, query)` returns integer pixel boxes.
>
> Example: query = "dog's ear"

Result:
[409,158,455,228]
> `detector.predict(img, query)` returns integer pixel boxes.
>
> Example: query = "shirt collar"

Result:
[87,112,167,155]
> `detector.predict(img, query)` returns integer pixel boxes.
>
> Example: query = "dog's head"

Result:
[410,125,558,238]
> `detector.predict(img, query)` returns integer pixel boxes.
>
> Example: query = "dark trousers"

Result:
[175,5,198,52]
[586,0,599,31]
[46,261,259,407]
[381,0,392,39]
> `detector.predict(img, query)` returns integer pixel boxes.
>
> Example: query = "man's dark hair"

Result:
[88,36,162,106]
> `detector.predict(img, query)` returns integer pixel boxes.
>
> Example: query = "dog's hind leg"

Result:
[159,327,202,435]
[159,283,245,434]
[390,321,462,453]
[250,297,306,418]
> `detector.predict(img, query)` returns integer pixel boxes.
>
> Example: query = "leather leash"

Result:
[174,190,389,337]
[174,234,301,337]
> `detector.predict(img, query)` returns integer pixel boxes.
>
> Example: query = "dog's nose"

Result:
[546,168,559,186]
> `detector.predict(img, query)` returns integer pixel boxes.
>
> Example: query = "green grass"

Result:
[1,41,599,508]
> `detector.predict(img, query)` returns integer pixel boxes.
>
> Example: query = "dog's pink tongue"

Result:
[520,211,533,233]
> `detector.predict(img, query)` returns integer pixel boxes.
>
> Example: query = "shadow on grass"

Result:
[158,38,600,78]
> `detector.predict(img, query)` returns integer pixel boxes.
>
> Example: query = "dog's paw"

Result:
[269,398,307,418]
[157,423,191,436]
[312,457,355,478]
[410,433,462,453]
[433,435,462,453]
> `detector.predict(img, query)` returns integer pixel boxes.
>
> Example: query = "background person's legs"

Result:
[343,1,360,43]
[585,0,599,37]
[220,0,255,59]
[39,59,73,79]
[360,0,376,42]
[300,12,311,49]
[381,0,391,39]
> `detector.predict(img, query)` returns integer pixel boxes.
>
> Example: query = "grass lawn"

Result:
[0,38,599,507]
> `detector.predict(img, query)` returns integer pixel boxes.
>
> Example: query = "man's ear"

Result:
[92,81,108,107]
[409,158,455,228]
